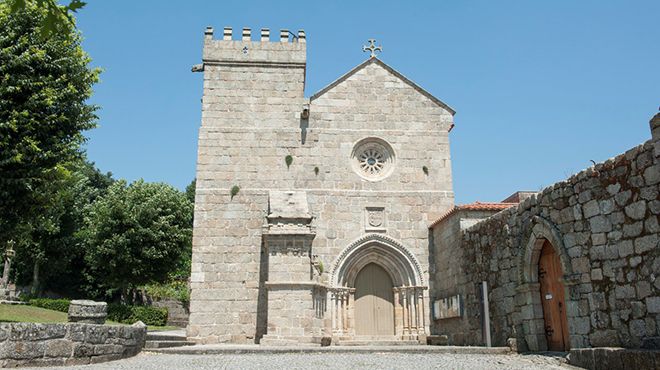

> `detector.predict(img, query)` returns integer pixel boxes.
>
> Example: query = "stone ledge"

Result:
[568,347,660,370]
[265,281,329,289]
[146,344,511,355]
[0,322,146,368]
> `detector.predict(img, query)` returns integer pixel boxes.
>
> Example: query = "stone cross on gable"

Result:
[362,39,382,58]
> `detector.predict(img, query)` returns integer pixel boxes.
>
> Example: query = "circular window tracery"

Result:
[351,138,395,181]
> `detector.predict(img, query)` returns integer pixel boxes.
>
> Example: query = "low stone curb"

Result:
[0,322,147,367]
[145,344,512,355]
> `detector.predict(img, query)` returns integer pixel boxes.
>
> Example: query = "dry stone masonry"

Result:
[430,113,660,366]
[0,322,146,367]
[68,300,107,325]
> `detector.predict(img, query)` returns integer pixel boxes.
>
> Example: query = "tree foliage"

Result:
[0,2,99,244]
[185,178,196,204]
[5,0,87,37]
[82,180,193,298]
[11,158,113,296]
[0,3,195,300]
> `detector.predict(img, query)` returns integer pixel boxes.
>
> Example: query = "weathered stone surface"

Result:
[68,300,107,324]
[45,339,73,358]
[0,322,146,367]
[8,323,67,341]
[647,297,660,314]
[634,234,658,254]
[431,130,660,352]
[1,341,46,359]
[427,335,449,346]
[625,201,647,220]
[191,27,454,344]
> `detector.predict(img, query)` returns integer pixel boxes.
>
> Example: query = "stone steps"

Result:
[337,340,420,346]
[146,334,187,342]
[144,331,194,349]
[145,340,196,349]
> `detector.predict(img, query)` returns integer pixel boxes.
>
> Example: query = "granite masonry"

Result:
[67,300,108,325]
[188,27,454,345]
[0,322,146,367]
[188,25,659,366]
[430,113,660,366]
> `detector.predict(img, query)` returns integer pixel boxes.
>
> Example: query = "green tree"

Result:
[6,0,87,37]
[11,158,113,296]
[185,178,196,204]
[82,180,193,300]
[0,2,100,245]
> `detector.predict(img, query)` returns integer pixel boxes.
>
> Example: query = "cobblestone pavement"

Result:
[27,352,577,369]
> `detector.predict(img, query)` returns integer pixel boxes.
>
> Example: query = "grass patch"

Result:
[0,304,68,323]
[0,304,123,325]
[1,304,180,333]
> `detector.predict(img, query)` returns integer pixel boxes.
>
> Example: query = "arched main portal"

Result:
[354,263,395,336]
[329,234,427,340]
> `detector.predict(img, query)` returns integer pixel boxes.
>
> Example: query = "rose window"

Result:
[359,148,386,175]
[351,138,395,181]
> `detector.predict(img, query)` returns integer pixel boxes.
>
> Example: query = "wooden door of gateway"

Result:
[354,263,395,336]
[538,241,570,351]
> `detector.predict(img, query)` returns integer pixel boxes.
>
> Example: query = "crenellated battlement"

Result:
[202,26,306,66]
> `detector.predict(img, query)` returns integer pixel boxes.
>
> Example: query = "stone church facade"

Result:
[189,26,660,362]
[188,27,454,344]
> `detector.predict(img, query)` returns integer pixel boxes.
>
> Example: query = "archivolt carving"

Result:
[330,233,424,287]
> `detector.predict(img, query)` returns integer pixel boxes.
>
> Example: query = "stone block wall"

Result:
[190,27,455,343]
[429,208,510,344]
[151,298,189,328]
[0,322,146,367]
[189,27,308,344]
[431,123,659,351]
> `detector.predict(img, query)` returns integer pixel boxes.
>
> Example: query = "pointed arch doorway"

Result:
[354,263,395,336]
[329,234,428,341]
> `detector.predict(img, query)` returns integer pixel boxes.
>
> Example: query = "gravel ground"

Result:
[24,352,577,370]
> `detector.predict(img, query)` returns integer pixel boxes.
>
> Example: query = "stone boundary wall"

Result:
[0,322,146,367]
[569,347,660,369]
[431,128,659,351]
[151,298,189,327]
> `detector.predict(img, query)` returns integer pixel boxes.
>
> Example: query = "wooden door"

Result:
[354,263,395,336]
[538,241,570,351]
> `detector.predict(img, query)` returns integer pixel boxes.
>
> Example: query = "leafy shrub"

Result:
[29,298,71,313]
[106,303,132,323]
[28,298,167,326]
[107,303,167,326]
[130,306,167,326]
[143,281,190,305]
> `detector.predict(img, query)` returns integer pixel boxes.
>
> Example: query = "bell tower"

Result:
[188,26,307,344]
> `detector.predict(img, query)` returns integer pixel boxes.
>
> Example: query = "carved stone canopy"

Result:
[264,191,315,236]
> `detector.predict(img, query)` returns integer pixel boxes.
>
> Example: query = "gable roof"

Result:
[428,202,516,229]
[310,57,456,115]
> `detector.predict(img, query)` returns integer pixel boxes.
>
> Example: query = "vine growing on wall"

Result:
[285,155,293,169]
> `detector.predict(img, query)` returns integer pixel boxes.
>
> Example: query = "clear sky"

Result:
[76,0,659,204]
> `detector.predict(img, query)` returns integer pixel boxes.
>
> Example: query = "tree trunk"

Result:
[31,262,40,296]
